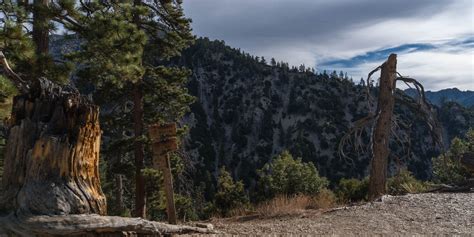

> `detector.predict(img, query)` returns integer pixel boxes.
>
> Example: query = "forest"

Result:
[0,0,473,236]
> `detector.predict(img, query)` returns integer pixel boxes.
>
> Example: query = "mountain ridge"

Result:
[173,38,473,194]
[404,88,474,108]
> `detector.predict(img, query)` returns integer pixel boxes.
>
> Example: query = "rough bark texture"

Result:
[0,213,214,236]
[0,78,106,215]
[368,54,397,200]
[32,0,50,75]
[132,0,146,218]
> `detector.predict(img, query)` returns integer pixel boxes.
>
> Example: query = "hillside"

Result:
[173,38,473,195]
[46,36,474,203]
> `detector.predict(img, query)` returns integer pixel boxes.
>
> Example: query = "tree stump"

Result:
[0,78,106,215]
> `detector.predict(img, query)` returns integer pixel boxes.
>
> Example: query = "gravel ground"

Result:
[210,193,474,235]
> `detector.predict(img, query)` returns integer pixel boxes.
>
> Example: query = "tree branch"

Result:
[0,51,29,93]
[396,74,444,148]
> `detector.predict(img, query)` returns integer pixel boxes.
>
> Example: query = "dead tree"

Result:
[0,52,214,235]
[0,52,107,215]
[339,54,443,200]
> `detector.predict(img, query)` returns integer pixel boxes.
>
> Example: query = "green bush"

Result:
[257,150,328,199]
[336,178,368,203]
[214,167,249,217]
[432,129,473,184]
[387,169,430,195]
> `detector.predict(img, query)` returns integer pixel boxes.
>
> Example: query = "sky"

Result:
[183,0,474,91]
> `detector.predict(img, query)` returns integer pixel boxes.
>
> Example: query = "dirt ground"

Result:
[210,193,473,235]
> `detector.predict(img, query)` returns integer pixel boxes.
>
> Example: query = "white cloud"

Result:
[184,0,474,90]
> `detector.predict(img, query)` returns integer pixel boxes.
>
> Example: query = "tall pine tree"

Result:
[1,0,194,219]
[65,0,194,218]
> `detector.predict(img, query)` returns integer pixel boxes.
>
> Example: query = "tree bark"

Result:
[368,54,397,200]
[0,213,214,236]
[133,82,146,218]
[132,0,146,219]
[0,78,107,215]
[32,0,50,75]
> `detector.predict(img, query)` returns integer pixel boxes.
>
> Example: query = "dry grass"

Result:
[309,188,337,209]
[254,190,337,217]
[255,195,311,217]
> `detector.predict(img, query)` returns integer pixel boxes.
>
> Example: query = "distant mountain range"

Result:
[404,88,474,108]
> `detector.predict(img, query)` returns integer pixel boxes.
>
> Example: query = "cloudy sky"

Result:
[183,0,473,91]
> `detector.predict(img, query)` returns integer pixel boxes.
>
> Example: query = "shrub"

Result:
[432,129,473,184]
[336,178,368,203]
[257,150,328,199]
[387,169,430,195]
[214,167,250,217]
[309,188,336,209]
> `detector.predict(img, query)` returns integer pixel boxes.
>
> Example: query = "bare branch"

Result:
[338,113,375,160]
[396,75,444,149]
[365,66,381,113]
[0,51,29,93]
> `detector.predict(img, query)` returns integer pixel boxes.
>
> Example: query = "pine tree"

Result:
[214,167,248,217]
[66,1,194,218]
[0,0,72,84]
[270,57,276,67]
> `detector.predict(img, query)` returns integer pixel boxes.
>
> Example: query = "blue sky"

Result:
[184,0,474,91]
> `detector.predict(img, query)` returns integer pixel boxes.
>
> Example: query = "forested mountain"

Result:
[171,38,473,195]
[405,88,474,108]
[46,36,473,200]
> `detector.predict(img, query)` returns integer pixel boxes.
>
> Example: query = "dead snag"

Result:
[368,54,397,200]
[0,77,107,215]
[339,54,443,201]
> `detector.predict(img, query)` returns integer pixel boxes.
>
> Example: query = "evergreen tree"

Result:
[67,0,194,218]
[257,151,328,199]
[214,167,249,217]
[0,0,73,84]
[1,0,194,219]
[270,57,276,67]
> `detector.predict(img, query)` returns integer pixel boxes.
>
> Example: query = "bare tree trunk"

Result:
[32,0,50,75]
[133,81,146,219]
[368,54,397,200]
[0,78,107,215]
[132,0,146,219]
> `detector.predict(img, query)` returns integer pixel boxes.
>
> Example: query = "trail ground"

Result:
[210,193,473,235]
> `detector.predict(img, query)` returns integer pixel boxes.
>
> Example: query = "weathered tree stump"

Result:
[0,55,214,236]
[0,78,106,215]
